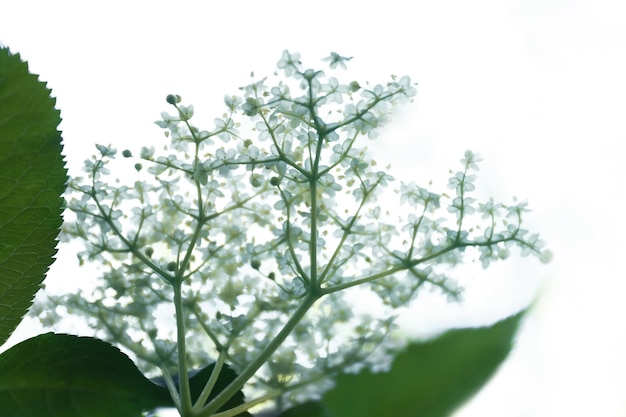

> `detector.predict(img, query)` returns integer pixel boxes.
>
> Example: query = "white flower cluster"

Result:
[41,51,549,409]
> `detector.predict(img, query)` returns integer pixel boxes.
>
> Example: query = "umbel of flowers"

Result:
[45,51,550,414]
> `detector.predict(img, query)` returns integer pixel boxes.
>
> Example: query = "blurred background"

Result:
[2,1,625,415]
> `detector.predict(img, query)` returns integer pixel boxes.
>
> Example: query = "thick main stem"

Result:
[309,175,319,288]
[174,279,193,415]
[308,144,326,288]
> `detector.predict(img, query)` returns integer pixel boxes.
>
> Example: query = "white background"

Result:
[2,1,626,416]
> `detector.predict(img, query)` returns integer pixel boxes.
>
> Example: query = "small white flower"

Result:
[322,52,353,70]
[277,50,302,76]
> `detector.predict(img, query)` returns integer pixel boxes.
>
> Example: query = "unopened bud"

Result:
[166,94,181,105]
[349,81,361,92]
[250,173,263,188]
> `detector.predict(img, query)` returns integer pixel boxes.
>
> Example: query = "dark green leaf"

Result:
[0,46,67,345]
[276,311,524,417]
[0,333,173,417]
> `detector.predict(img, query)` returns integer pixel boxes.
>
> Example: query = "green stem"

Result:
[159,365,182,412]
[212,391,281,417]
[174,279,193,415]
[279,186,310,283]
[198,293,319,416]
[322,234,524,295]
[309,174,319,288]
[319,175,383,284]
[192,351,227,413]
[322,263,407,295]
[88,184,173,285]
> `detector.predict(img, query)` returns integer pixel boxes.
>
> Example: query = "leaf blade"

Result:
[0,46,67,345]
[0,333,173,417]
[323,311,525,417]
[276,311,525,417]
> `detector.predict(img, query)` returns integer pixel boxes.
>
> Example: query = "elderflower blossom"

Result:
[37,51,549,411]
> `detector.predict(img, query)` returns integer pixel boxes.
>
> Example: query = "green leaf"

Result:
[0,46,67,345]
[0,333,173,417]
[276,311,524,417]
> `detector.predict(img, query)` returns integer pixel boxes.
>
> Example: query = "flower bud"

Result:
[122,150,132,158]
[349,81,361,92]
[250,173,263,188]
[166,94,181,105]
